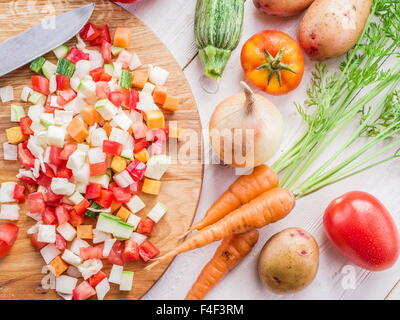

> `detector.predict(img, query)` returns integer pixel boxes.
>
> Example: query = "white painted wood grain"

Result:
[119,0,400,300]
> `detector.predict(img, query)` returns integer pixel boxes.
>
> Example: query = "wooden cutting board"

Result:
[0,0,203,300]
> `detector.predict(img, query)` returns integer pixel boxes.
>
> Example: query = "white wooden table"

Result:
[119,0,400,300]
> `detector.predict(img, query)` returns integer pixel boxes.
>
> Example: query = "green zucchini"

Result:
[194,0,245,81]
[56,58,75,78]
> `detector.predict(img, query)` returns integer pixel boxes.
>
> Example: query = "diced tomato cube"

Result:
[116,50,133,69]
[18,143,35,169]
[100,72,112,82]
[134,138,150,153]
[42,207,57,225]
[57,88,77,106]
[101,40,112,63]
[28,192,45,213]
[74,199,90,216]
[80,245,104,260]
[89,24,111,46]
[123,240,140,262]
[124,88,139,109]
[103,140,123,156]
[66,48,89,64]
[139,240,160,262]
[80,22,100,41]
[86,183,102,199]
[59,143,77,160]
[56,167,73,179]
[132,122,147,139]
[73,281,96,300]
[89,67,104,82]
[55,205,70,225]
[112,186,131,203]
[69,209,85,227]
[12,184,25,203]
[49,146,62,166]
[107,241,124,266]
[108,91,125,107]
[29,233,47,251]
[55,233,67,250]
[36,172,52,188]
[32,75,50,95]
[56,75,71,91]
[20,117,34,136]
[88,271,107,287]
[95,81,110,99]
[136,217,155,235]
[129,181,139,194]
[95,189,114,209]
[43,163,55,178]
[90,161,108,176]
[126,159,147,182]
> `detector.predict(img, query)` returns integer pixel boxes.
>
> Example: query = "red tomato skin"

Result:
[0,223,19,258]
[73,281,96,300]
[324,191,400,271]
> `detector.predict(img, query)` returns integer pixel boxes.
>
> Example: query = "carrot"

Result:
[185,229,259,300]
[81,105,100,126]
[67,117,88,143]
[147,187,295,270]
[153,86,167,105]
[132,71,149,89]
[113,28,131,48]
[184,165,278,236]
[162,94,180,112]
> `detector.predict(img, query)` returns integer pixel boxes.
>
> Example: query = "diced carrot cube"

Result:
[162,94,180,112]
[153,86,167,105]
[77,225,93,240]
[134,148,149,163]
[111,156,127,173]
[116,206,131,222]
[6,127,27,144]
[67,117,88,143]
[142,178,161,195]
[132,71,149,89]
[81,105,101,126]
[110,200,122,213]
[102,121,112,137]
[145,110,164,130]
[48,256,68,277]
[113,28,131,48]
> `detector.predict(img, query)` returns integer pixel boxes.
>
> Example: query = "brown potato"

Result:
[253,0,315,17]
[258,228,319,294]
[298,0,372,60]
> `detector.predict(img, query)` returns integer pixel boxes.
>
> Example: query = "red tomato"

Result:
[123,240,140,262]
[89,25,111,46]
[101,40,112,63]
[241,30,304,95]
[73,281,96,300]
[13,184,25,203]
[69,209,84,227]
[133,138,149,154]
[95,189,114,209]
[80,245,104,260]
[89,67,105,82]
[66,48,90,64]
[56,75,70,91]
[126,159,146,182]
[139,240,160,262]
[112,186,131,203]
[36,172,52,188]
[31,75,50,95]
[59,143,77,160]
[137,217,155,235]
[55,205,70,225]
[0,223,19,258]
[20,117,34,136]
[80,22,100,41]
[43,163,55,178]
[49,146,62,166]
[55,234,67,250]
[103,140,123,156]
[90,161,108,176]
[57,89,77,106]
[18,143,36,169]
[74,199,90,216]
[28,192,45,213]
[56,167,73,179]
[29,233,46,251]
[108,241,124,266]
[324,191,400,271]
[124,88,139,109]
[88,270,107,287]
[42,207,57,225]
[108,91,125,107]
[86,183,102,199]
[96,81,111,99]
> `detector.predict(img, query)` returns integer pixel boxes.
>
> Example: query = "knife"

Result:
[0,3,95,77]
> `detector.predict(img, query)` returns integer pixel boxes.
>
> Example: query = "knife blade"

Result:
[0,3,95,77]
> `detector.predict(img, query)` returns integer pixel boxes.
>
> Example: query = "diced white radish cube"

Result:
[0,85,13,102]
[57,223,77,242]
[0,204,20,220]
[95,99,118,120]
[54,110,74,125]
[145,155,171,180]
[61,249,82,266]
[129,53,142,70]
[109,127,129,145]
[3,142,17,160]
[56,275,78,295]
[26,211,42,222]
[113,62,122,78]
[27,222,41,235]
[88,147,106,164]
[38,224,56,243]
[109,265,123,284]
[51,178,75,195]
[126,214,141,230]
[126,195,145,213]
[72,163,90,184]
[68,192,85,205]
[78,259,103,280]
[66,265,82,278]
[75,182,88,194]
[77,143,90,152]
[46,126,66,147]
[0,182,17,203]
[64,95,86,115]
[103,238,117,257]
[149,65,169,86]
[113,170,134,188]
[130,232,147,245]
[67,150,86,170]
[142,82,155,94]
[21,86,33,102]
[120,271,134,291]
[147,202,168,223]
[93,229,112,244]
[110,112,132,131]
[40,244,60,264]
[70,238,90,256]
[96,278,110,300]
[90,128,108,147]
[73,60,92,79]
[27,137,44,159]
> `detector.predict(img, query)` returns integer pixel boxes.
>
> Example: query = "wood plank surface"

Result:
[0,0,203,300]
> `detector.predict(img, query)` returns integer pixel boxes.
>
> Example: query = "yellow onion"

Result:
[209,82,284,168]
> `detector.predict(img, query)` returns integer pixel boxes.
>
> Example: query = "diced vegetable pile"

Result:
[0,22,183,300]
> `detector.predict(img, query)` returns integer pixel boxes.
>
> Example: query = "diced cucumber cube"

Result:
[89,174,110,189]
[96,213,121,234]
[113,221,135,239]
[10,104,25,122]
[53,44,69,59]
[120,271,134,291]
[42,60,57,79]
[28,90,46,105]
[30,56,46,73]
